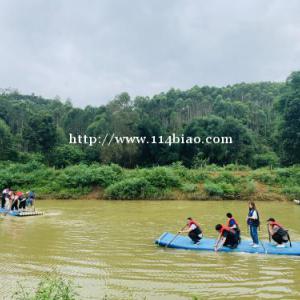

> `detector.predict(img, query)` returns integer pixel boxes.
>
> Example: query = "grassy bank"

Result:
[1,161,299,201]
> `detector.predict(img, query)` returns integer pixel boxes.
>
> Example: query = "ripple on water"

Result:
[1,200,300,300]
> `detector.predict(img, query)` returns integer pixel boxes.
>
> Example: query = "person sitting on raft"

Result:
[226,212,241,244]
[214,224,239,252]
[179,217,203,244]
[267,218,291,248]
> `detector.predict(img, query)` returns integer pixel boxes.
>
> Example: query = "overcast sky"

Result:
[0,0,299,107]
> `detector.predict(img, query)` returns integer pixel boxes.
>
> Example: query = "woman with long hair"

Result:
[247,201,260,247]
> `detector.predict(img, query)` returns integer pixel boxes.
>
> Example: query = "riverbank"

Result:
[1,161,299,201]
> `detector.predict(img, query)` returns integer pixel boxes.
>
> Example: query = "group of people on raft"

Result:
[1,188,35,211]
[179,201,291,252]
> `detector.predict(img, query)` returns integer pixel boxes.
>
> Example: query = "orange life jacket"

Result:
[269,221,284,229]
[220,225,235,235]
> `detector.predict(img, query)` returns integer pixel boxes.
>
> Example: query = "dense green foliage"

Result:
[278,72,300,165]
[1,71,299,168]
[1,162,299,200]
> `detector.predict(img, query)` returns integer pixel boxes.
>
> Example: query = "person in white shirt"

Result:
[247,201,260,248]
[1,188,9,209]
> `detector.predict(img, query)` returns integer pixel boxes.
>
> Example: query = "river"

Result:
[0,200,299,299]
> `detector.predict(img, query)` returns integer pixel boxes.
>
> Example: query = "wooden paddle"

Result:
[260,239,267,254]
[166,224,187,248]
[267,224,271,242]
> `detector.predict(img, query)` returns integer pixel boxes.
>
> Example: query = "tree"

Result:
[49,145,85,168]
[280,71,300,165]
[24,114,57,154]
[180,116,255,166]
[0,118,16,160]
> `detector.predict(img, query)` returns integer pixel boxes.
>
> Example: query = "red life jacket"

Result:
[269,221,284,229]
[226,217,239,227]
[188,219,201,229]
[220,225,235,235]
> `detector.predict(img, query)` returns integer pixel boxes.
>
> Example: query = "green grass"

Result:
[13,274,78,300]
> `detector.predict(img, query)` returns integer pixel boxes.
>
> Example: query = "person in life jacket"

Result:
[246,201,260,248]
[267,218,291,248]
[18,192,26,210]
[179,217,203,244]
[214,224,239,252]
[11,192,19,211]
[226,212,241,244]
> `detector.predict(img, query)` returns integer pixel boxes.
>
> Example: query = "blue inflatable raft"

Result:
[0,208,43,217]
[155,232,300,256]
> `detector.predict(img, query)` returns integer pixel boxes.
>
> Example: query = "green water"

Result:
[0,200,300,300]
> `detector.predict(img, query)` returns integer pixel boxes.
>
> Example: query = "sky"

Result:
[0,0,300,107]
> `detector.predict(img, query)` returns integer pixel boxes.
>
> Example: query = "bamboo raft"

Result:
[0,208,43,217]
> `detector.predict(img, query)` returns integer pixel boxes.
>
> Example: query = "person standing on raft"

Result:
[267,218,291,248]
[214,224,239,251]
[247,201,260,248]
[1,188,10,209]
[179,217,203,244]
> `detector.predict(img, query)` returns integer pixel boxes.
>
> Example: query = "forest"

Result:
[0,71,299,200]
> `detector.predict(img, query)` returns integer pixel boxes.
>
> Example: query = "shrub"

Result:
[282,186,300,199]
[252,170,276,185]
[214,172,240,185]
[220,183,238,198]
[13,274,77,300]
[204,181,224,197]
[253,152,280,168]
[170,162,189,179]
[59,164,122,188]
[17,152,45,164]
[185,169,208,183]
[104,178,160,199]
[180,183,198,193]
[243,180,256,195]
[224,164,250,171]
[143,167,181,189]
[49,145,85,168]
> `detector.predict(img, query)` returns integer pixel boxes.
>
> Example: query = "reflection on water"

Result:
[0,200,299,299]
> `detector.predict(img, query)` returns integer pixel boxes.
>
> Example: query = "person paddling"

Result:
[267,218,291,247]
[214,224,239,252]
[246,201,260,248]
[226,212,241,244]
[179,217,203,244]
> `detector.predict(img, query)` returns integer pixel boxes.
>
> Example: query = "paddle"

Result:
[166,224,187,248]
[259,239,267,254]
[286,231,292,247]
[267,224,271,243]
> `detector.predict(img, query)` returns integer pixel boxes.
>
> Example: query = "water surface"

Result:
[0,200,299,299]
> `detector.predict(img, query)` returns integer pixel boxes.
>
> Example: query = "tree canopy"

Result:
[0,71,299,168]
